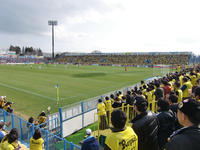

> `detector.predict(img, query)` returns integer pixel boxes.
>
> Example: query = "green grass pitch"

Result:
[0,64,159,119]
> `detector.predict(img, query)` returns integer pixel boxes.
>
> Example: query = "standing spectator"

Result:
[97,99,107,130]
[181,77,192,99]
[30,129,44,150]
[112,97,122,108]
[194,86,200,102]
[105,109,138,150]
[174,81,183,103]
[0,128,21,149]
[110,94,115,104]
[157,99,175,150]
[131,96,159,150]
[162,80,172,98]
[104,97,112,126]
[154,82,164,101]
[81,129,100,150]
[166,99,200,150]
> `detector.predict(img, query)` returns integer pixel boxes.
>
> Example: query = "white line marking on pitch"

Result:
[0,82,56,101]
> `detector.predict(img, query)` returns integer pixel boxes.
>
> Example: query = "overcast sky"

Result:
[1,0,200,55]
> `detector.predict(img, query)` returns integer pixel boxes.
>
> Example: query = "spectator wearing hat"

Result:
[105,109,138,150]
[131,96,159,150]
[81,128,100,150]
[166,98,200,150]
[157,99,176,150]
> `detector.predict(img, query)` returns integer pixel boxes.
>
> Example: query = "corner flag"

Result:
[55,84,59,104]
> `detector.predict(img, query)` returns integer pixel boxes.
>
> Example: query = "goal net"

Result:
[152,65,172,77]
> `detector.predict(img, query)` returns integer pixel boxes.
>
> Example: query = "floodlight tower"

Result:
[48,20,58,60]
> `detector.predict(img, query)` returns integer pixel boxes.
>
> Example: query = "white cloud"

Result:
[1,0,200,55]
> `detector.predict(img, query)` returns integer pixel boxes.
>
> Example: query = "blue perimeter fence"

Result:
[0,108,81,150]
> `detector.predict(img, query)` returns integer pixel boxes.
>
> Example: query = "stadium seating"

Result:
[55,52,191,66]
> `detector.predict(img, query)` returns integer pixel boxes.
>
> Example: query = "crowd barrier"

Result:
[0,109,81,150]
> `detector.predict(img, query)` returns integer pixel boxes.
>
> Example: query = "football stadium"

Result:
[1,1,200,150]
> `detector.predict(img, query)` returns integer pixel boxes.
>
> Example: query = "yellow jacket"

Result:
[105,127,138,150]
[29,137,44,150]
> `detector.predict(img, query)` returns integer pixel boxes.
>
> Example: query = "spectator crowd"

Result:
[0,96,47,150]
[56,53,191,66]
[88,64,200,150]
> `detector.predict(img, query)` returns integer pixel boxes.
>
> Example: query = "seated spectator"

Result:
[166,99,200,150]
[0,128,21,149]
[30,129,44,150]
[38,111,47,128]
[157,99,175,150]
[27,117,34,128]
[3,102,14,113]
[0,122,5,142]
[104,109,138,150]
[81,128,100,150]
[0,96,6,109]
[131,96,159,150]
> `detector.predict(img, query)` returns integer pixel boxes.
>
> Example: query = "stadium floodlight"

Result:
[48,20,58,60]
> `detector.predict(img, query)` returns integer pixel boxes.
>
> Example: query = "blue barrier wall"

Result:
[0,109,80,150]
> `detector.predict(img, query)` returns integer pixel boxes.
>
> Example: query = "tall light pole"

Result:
[48,20,57,60]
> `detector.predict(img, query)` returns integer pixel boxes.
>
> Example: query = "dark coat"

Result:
[132,111,159,150]
[166,126,200,150]
[81,136,100,150]
[157,110,176,150]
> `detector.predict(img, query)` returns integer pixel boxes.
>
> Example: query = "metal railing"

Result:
[0,109,81,150]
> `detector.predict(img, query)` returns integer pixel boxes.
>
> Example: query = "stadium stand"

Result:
[55,52,192,66]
